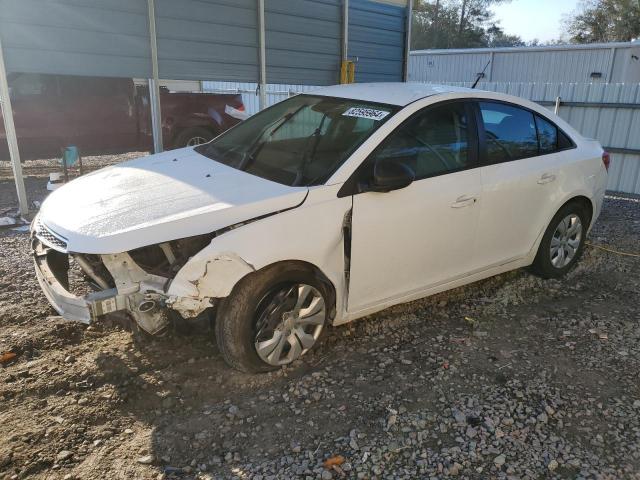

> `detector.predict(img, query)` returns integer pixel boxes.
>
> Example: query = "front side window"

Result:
[479,101,538,163]
[368,102,473,179]
[195,95,397,186]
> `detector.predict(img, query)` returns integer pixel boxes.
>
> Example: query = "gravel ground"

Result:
[0,152,148,181]
[0,173,639,480]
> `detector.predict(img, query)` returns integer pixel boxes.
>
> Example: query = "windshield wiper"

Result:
[238,104,307,171]
[292,113,328,186]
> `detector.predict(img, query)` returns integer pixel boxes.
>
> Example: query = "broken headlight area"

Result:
[127,233,215,278]
[31,232,217,336]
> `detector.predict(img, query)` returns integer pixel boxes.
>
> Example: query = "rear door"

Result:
[347,100,482,312]
[474,100,574,267]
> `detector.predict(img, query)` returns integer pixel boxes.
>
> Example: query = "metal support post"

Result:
[0,36,28,215]
[257,0,267,111]
[147,0,163,153]
[403,0,413,82]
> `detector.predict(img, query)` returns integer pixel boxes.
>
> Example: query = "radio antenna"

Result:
[471,59,491,89]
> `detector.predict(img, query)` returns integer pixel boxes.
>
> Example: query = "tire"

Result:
[215,263,331,373]
[174,126,215,148]
[530,201,590,279]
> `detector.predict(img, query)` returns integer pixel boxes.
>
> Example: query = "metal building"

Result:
[0,0,411,215]
[409,42,640,84]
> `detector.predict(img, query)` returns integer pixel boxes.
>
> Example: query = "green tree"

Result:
[565,0,640,43]
[485,24,526,47]
[411,0,523,50]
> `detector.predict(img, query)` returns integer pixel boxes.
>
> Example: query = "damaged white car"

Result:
[32,83,608,372]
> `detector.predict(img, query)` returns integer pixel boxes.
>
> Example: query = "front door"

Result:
[347,101,482,313]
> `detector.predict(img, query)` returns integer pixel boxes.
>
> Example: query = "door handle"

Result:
[451,195,477,208]
[537,173,556,184]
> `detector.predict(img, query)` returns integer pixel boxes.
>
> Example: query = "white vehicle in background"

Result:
[32,83,609,372]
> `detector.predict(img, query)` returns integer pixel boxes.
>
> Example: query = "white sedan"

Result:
[32,83,609,372]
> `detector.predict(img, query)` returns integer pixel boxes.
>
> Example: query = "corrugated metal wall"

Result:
[265,0,342,85]
[491,49,613,83]
[0,0,408,85]
[419,81,640,195]
[410,52,491,85]
[0,0,152,78]
[348,0,406,82]
[263,0,409,85]
[154,0,258,82]
[409,43,640,84]
[0,0,261,82]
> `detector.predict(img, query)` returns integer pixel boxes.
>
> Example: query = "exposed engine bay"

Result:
[32,220,220,335]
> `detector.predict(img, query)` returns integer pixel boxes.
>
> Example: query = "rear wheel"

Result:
[174,127,215,148]
[215,264,330,373]
[531,201,589,278]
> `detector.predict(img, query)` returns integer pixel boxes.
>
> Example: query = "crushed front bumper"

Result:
[32,238,125,324]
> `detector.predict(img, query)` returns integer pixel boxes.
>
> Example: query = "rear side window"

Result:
[535,115,574,152]
[535,115,558,154]
[479,102,538,163]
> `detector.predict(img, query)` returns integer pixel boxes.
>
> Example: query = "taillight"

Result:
[602,151,610,171]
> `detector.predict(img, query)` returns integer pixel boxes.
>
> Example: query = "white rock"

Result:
[56,450,73,461]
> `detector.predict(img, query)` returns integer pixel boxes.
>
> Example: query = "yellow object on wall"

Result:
[340,60,356,84]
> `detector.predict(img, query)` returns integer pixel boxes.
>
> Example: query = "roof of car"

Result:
[308,82,474,107]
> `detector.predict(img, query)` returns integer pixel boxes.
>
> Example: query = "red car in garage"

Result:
[0,73,246,159]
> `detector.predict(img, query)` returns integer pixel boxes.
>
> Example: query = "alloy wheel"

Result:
[186,136,208,146]
[254,284,325,366]
[550,213,582,268]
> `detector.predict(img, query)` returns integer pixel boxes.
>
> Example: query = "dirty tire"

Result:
[215,263,331,373]
[174,126,215,148]
[530,200,589,279]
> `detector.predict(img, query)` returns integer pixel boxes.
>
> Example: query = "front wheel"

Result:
[215,264,330,373]
[530,202,589,278]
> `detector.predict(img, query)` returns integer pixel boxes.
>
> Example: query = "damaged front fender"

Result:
[167,252,255,317]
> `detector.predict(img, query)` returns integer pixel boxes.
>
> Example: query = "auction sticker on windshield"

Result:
[343,107,390,121]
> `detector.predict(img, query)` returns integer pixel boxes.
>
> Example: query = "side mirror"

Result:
[367,158,415,193]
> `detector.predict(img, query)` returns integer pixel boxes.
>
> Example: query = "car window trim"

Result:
[472,99,577,167]
[337,99,480,198]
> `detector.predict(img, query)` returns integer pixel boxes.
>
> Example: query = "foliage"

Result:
[565,0,640,43]
[411,0,524,49]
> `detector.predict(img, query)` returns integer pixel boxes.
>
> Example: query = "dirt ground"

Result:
[0,164,639,479]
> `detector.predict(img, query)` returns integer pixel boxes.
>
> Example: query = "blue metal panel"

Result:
[349,0,406,82]
[265,0,342,85]
[0,0,152,77]
[1,0,407,85]
[154,0,258,82]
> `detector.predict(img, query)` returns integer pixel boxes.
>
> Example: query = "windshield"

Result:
[194,95,398,186]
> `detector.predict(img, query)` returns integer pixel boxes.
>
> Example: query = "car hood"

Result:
[38,148,308,254]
